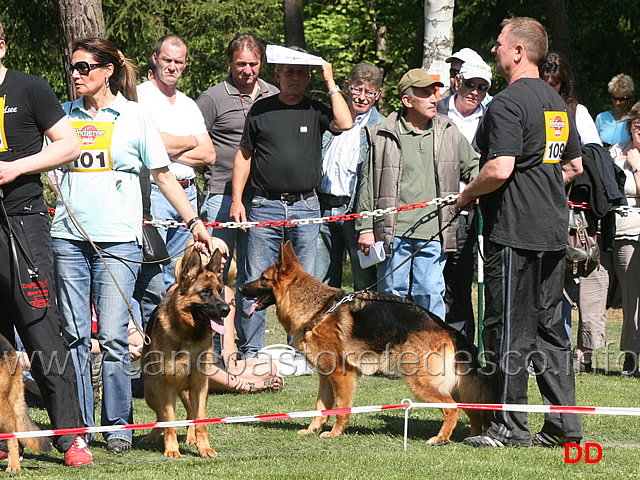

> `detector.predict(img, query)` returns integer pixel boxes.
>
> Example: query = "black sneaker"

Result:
[106,438,131,453]
[463,433,505,448]
[532,432,580,447]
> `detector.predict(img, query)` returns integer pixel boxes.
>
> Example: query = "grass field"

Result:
[16,275,640,479]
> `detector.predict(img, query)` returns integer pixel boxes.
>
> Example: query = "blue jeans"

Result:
[53,238,141,444]
[151,183,197,289]
[315,203,376,291]
[200,193,249,287]
[132,262,166,329]
[237,194,320,358]
[377,237,447,320]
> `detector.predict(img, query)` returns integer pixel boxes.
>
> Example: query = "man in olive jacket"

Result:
[356,69,478,320]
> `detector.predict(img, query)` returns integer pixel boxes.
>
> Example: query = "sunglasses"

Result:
[463,79,490,92]
[66,61,107,76]
[612,95,630,103]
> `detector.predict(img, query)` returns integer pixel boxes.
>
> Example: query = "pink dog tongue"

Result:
[210,320,226,335]
[248,302,258,318]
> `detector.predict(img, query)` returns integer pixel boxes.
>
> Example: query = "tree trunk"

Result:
[422,0,455,93]
[545,0,580,99]
[58,0,106,100]
[283,0,306,49]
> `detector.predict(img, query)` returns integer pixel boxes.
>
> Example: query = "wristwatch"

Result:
[327,86,341,96]
[633,166,640,173]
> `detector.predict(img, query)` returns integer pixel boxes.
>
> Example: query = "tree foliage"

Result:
[0,0,638,116]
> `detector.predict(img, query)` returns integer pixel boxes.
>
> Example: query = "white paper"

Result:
[265,45,324,65]
[357,241,386,269]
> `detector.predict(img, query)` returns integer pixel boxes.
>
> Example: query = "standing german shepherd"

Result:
[0,333,51,471]
[239,241,494,445]
[141,248,228,458]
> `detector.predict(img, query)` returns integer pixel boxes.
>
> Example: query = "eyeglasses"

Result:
[449,68,460,78]
[349,86,379,99]
[612,95,630,103]
[66,61,107,76]
[463,79,490,92]
[631,120,640,129]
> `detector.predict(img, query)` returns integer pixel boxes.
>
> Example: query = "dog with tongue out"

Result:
[141,246,228,459]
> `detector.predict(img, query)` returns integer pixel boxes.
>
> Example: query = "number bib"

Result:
[543,111,569,163]
[0,96,9,153]
[70,121,115,172]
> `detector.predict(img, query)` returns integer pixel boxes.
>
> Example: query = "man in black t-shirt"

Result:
[457,17,584,448]
[231,55,352,359]
[0,23,93,466]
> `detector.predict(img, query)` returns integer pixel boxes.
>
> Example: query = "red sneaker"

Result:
[64,435,93,467]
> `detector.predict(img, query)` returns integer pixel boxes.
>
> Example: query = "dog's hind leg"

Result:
[298,374,334,435]
[190,380,216,458]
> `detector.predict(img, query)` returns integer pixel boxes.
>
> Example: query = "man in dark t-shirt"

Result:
[457,17,584,448]
[0,23,93,466]
[231,54,352,359]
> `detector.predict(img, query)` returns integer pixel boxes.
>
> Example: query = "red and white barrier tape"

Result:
[2,400,640,442]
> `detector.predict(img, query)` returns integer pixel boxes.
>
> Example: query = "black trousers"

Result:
[0,212,83,452]
[482,241,582,445]
[443,210,477,343]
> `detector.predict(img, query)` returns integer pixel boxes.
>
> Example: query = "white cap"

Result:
[459,58,492,86]
[446,47,482,64]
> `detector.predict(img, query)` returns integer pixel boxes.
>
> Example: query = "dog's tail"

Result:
[10,377,52,453]
[14,405,52,453]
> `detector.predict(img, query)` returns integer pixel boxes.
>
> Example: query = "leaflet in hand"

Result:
[357,241,385,269]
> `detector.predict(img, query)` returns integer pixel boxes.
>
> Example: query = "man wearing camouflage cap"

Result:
[356,68,479,320]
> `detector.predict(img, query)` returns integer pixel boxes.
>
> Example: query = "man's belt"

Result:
[255,188,315,203]
[176,178,195,188]
[318,192,350,207]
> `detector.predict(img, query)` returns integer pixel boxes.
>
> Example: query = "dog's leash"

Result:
[321,199,468,316]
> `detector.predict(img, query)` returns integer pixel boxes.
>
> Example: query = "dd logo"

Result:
[564,443,602,464]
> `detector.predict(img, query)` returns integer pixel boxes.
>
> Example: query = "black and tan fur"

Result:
[0,333,51,472]
[239,241,493,444]
[141,248,228,458]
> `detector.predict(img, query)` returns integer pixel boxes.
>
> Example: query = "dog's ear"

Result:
[179,247,202,292]
[207,248,223,275]
[282,240,298,266]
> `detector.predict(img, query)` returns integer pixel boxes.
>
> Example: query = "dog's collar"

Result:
[304,292,358,333]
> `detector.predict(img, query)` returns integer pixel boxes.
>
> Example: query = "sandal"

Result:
[244,376,284,393]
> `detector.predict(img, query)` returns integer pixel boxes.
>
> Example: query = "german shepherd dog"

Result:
[141,247,228,458]
[239,242,493,445]
[0,333,51,471]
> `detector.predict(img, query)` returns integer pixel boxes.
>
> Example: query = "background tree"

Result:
[0,0,638,117]
[422,0,454,89]
[58,0,106,100]
[284,0,306,48]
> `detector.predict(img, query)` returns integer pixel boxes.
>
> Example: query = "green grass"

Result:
[15,269,640,479]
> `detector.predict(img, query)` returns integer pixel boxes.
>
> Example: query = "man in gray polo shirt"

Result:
[196,34,278,284]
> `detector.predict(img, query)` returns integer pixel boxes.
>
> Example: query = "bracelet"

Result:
[327,86,341,96]
[186,216,201,229]
[189,219,203,232]
[634,166,640,174]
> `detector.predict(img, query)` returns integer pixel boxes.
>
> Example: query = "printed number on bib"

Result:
[70,121,114,172]
[543,111,569,163]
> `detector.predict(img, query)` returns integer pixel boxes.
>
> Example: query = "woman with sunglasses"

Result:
[595,73,635,149]
[50,38,213,454]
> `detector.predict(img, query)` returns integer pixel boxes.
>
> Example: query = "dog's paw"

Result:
[320,431,341,438]
[426,435,450,446]
[163,449,182,458]
[198,447,217,458]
